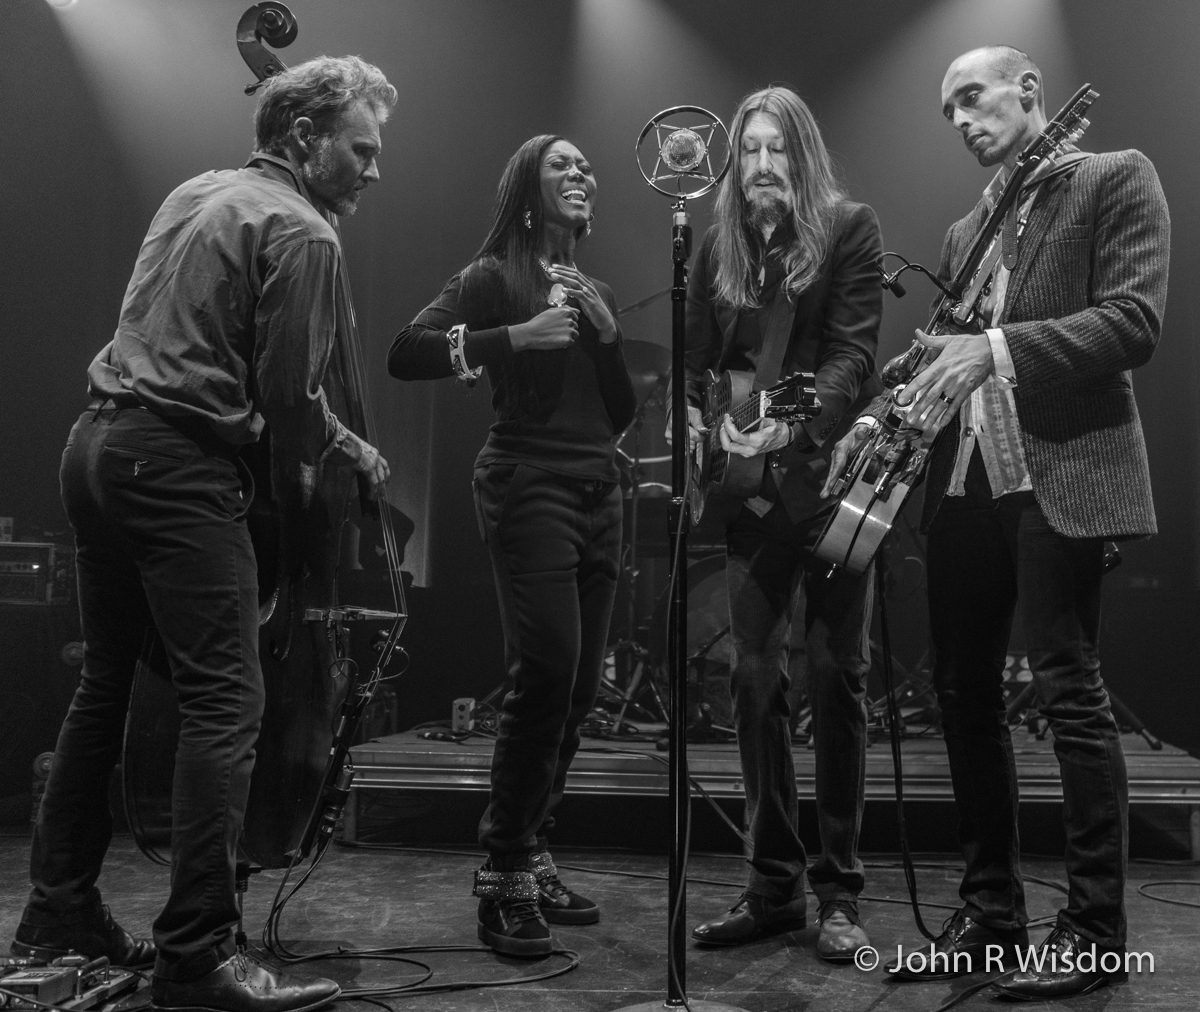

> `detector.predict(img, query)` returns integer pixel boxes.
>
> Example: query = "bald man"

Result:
[828,46,1169,1000]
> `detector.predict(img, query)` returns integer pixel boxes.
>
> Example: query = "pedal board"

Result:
[1,957,140,1010]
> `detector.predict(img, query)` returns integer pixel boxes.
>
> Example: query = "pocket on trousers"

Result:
[103,442,192,467]
[473,463,521,545]
[104,443,245,521]
[471,476,488,544]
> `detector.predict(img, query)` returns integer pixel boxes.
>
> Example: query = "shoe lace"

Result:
[502,897,543,925]
[818,899,859,925]
[538,870,569,901]
[940,907,968,940]
[233,949,252,982]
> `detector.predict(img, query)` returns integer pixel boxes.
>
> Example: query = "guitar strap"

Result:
[751,289,798,391]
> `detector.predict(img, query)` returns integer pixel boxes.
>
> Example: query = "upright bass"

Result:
[812,83,1099,575]
[122,1,407,871]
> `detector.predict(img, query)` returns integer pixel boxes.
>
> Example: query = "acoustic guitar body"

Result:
[700,369,765,501]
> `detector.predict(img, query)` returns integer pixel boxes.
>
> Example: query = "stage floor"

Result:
[2,833,1197,1012]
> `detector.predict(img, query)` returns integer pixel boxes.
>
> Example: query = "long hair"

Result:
[712,87,846,309]
[466,134,589,322]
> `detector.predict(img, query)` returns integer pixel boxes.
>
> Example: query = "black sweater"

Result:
[388,258,637,482]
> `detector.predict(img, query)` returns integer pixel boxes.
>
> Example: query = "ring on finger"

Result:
[938,392,952,403]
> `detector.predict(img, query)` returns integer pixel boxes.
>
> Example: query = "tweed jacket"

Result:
[923,149,1170,539]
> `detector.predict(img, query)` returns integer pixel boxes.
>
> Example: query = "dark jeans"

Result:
[24,407,263,982]
[725,503,873,906]
[927,451,1128,947]
[473,462,622,865]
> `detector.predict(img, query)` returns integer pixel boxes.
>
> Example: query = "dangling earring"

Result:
[523,209,532,230]
[586,213,593,238]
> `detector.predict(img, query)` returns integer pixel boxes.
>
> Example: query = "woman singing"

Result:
[388,135,636,956]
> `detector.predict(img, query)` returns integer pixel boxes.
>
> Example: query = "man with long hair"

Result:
[679,86,883,961]
[828,46,1169,1000]
[10,56,395,1012]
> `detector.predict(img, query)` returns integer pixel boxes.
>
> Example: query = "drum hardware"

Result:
[602,361,671,729]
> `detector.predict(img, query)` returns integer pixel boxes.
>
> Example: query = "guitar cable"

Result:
[875,552,937,943]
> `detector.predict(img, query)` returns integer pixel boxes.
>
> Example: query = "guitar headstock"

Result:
[1018,84,1098,170]
[762,371,820,421]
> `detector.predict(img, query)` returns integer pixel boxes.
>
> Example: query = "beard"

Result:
[746,193,790,235]
[302,137,357,217]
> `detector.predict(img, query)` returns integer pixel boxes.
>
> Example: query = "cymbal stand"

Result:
[604,387,670,733]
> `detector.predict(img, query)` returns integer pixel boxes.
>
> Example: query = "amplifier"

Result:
[0,543,73,606]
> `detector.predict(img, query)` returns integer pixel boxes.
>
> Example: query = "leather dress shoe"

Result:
[816,901,870,964]
[692,893,806,947]
[993,925,1127,1001]
[151,952,340,1012]
[11,904,156,967]
[888,908,1029,981]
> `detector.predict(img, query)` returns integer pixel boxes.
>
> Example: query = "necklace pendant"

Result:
[547,283,567,307]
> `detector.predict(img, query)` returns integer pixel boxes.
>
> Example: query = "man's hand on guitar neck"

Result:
[719,414,792,457]
[821,420,877,499]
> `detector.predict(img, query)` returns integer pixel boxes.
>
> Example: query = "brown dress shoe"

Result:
[888,908,1028,981]
[992,925,1128,1001]
[151,952,339,1012]
[816,902,870,964]
[692,893,806,947]
[12,904,156,967]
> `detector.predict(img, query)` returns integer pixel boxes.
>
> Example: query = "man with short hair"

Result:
[828,46,1169,1000]
[11,56,396,1012]
[679,86,883,962]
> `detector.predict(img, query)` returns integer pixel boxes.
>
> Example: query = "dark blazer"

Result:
[924,150,1170,539]
[685,201,884,523]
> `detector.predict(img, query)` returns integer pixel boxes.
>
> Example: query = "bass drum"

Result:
[649,553,808,732]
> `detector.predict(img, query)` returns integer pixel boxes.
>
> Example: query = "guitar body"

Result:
[700,370,764,498]
[812,425,927,575]
[690,368,819,521]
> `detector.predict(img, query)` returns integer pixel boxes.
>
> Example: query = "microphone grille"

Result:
[660,127,707,173]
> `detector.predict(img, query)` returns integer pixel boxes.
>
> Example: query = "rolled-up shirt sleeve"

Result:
[252,237,348,462]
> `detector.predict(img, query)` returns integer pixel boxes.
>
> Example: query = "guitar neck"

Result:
[729,392,762,432]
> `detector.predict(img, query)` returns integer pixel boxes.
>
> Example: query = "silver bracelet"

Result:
[446,324,483,386]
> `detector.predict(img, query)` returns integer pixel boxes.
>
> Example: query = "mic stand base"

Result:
[608,1001,750,1012]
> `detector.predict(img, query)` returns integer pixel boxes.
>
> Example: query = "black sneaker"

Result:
[12,903,156,967]
[473,865,553,957]
[531,850,599,925]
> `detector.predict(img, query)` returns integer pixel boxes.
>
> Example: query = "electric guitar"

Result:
[813,83,1099,575]
[690,368,819,522]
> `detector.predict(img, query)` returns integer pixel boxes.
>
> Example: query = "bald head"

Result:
[950,46,1044,110]
[940,46,1048,170]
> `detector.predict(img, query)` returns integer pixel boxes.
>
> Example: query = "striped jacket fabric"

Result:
[923,149,1170,539]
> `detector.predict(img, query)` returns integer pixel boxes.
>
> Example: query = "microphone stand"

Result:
[622,104,742,1012]
[667,197,692,1006]
[612,201,747,1012]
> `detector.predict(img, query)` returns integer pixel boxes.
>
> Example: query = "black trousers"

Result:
[927,451,1128,947]
[725,502,873,906]
[23,407,262,982]
[473,462,622,865]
